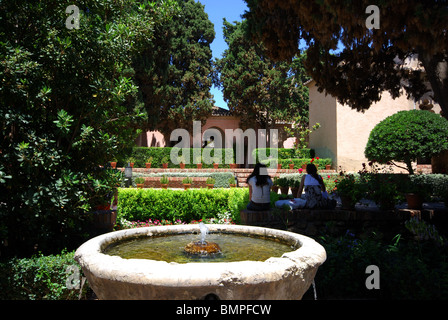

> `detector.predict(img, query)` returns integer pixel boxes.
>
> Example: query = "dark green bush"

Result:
[365,110,448,174]
[0,250,88,300]
[314,230,448,299]
[134,171,235,188]
[117,188,251,223]
[120,147,236,168]
[253,148,315,162]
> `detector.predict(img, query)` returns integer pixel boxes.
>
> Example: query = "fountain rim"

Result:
[74,224,327,287]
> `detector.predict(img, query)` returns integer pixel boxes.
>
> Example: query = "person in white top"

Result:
[246,163,273,211]
[297,163,336,209]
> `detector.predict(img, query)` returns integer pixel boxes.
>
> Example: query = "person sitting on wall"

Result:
[246,163,273,211]
[297,163,336,209]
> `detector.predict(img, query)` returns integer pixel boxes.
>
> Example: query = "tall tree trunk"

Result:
[420,52,448,120]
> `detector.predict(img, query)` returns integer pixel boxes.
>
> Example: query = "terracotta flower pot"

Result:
[161,184,168,189]
[183,183,191,190]
[129,162,134,168]
[289,164,294,170]
[277,164,282,170]
[110,162,117,169]
[406,193,424,210]
[145,163,151,169]
[280,186,289,195]
[302,164,307,169]
[207,184,214,189]
[180,163,185,169]
[213,163,219,169]
[325,165,331,170]
[162,163,168,169]
[196,163,203,169]
[229,184,236,188]
[136,184,144,189]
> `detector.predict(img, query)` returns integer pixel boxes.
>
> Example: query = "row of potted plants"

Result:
[111,156,236,169]
[134,176,237,190]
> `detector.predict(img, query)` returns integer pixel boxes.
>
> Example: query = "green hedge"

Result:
[260,157,332,169]
[117,188,280,223]
[0,251,88,300]
[133,171,235,188]
[119,147,236,168]
[252,148,315,161]
[117,188,248,223]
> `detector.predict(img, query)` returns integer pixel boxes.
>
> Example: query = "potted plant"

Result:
[403,178,429,210]
[160,176,169,189]
[325,162,331,170]
[178,155,186,169]
[228,176,236,188]
[206,177,215,189]
[195,156,202,169]
[161,156,169,169]
[127,157,135,168]
[271,177,279,193]
[213,157,219,169]
[335,174,364,210]
[290,179,301,198]
[110,159,117,169]
[277,177,290,195]
[288,159,294,170]
[134,177,145,189]
[145,156,153,169]
[182,177,193,190]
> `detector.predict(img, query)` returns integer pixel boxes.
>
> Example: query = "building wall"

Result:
[336,91,415,171]
[308,79,443,172]
[308,81,338,165]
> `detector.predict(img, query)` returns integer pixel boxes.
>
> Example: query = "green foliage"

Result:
[316,230,448,299]
[133,0,215,139]
[121,147,236,168]
[0,0,178,257]
[134,171,235,188]
[0,250,88,300]
[365,110,448,174]
[253,148,315,162]
[215,19,309,132]
[117,188,250,223]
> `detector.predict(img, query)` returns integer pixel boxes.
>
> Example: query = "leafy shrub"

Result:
[253,148,315,162]
[121,147,236,168]
[315,229,448,299]
[117,188,250,223]
[0,250,88,300]
[365,110,448,174]
[134,171,235,188]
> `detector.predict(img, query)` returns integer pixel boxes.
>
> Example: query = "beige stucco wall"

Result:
[307,79,443,172]
[308,82,338,165]
[336,91,415,172]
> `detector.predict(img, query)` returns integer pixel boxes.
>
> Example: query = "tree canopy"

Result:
[133,0,215,143]
[0,0,178,256]
[365,110,448,174]
[243,0,448,119]
[215,19,309,137]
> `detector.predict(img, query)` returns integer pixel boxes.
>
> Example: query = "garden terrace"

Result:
[118,167,337,188]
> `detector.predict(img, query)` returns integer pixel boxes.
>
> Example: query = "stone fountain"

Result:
[74,224,326,300]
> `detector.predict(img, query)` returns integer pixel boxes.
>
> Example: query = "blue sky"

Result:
[198,0,249,110]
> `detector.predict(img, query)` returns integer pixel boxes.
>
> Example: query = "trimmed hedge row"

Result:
[133,171,235,188]
[117,188,281,223]
[118,147,321,168]
[252,148,315,161]
[118,147,236,168]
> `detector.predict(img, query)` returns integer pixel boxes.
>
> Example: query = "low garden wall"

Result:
[241,206,448,239]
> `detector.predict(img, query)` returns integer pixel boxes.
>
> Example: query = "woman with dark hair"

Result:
[246,163,273,211]
[297,163,336,209]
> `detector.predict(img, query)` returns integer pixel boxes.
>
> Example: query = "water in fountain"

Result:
[184,222,222,256]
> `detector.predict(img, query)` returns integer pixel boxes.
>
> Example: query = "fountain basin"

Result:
[74,224,326,300]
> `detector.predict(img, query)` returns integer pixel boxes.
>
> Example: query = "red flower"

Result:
[316,157,320,160]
